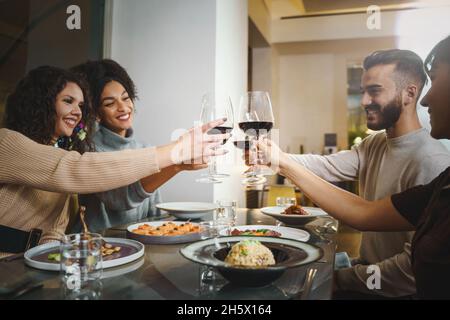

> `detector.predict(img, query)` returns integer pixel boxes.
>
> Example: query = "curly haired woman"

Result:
[69,59,207,232]
[0,66,229,256]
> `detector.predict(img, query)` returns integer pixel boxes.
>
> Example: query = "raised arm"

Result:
[288,149,360,182]
[0,119,229,195]
[259,138,414,232]
[95,164,206,211]
[139,163,207,193]
[0,129,159,194]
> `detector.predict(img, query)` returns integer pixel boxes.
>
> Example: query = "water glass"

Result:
[276,197,296,207]
[60,233,103,292]
[198,220,229,288]
[62,279,103,300]
[199,220,231,239]
[214,200,237,227]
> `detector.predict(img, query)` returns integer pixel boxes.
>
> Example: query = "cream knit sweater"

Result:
[0,129,160,255]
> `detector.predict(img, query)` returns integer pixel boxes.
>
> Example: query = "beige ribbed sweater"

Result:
[0,128,160,255]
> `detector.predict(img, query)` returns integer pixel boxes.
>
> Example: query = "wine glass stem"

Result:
[249,137,261,175]
[209,156,217,176]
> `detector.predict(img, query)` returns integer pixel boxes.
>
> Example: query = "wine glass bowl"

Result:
[237,91,274,186]
[196,93,234,184]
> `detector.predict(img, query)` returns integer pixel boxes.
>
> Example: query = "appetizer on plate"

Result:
[283,205,310,216]
[230,228,282,237]
[46,242,121,262]
[131,221,201,236]
[67,206,123,260]
[224,240,276,267]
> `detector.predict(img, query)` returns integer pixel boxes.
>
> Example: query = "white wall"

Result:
[213,0,248,207]
[110,0,217,202]
[109,0,249,203]
[278,53,335,154]
[271,5,450,43]
[394,8,450,151]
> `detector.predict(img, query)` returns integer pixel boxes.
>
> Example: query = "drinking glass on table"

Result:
[198,220,230,285]
[215,200,237,227]
[62,279,103,300]
[196,93,234,184]
[237,91,274,186]
[276,197,297,207]
[199,220,231,240]
[60,233,103,294]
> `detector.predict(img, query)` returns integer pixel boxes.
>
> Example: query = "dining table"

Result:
[0,208,337,300]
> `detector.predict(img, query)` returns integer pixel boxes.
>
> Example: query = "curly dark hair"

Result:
[4,66,95,153]
[70,59,137,116]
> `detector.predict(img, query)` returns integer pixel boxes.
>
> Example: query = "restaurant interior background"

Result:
[1,0,449,221]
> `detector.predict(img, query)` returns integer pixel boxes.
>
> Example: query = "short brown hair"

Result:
[363,49,427,95]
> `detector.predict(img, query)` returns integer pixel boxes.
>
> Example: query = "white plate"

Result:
[223,225,310,242]
[24,238,145,272]
[127,221,203,244]
[261,206,328,226]
[101,257,145,279]
[156,202,217,220]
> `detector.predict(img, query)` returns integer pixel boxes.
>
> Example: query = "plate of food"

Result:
[223,225,310,242]
[180,236,323,287]
[155,202,217,220]
[24,237,145,272]
[127,221,204,244]
[261,205,328,226]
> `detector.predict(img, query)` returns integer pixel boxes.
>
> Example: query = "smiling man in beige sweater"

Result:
[289,50,450,298]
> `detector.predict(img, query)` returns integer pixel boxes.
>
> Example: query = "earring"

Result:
[74,122,87,141]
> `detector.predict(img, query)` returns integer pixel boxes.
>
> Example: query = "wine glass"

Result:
[196,93,234,184]
[237,91,274,186]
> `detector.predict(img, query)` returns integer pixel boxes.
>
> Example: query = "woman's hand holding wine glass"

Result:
[196,94,234,184]
[163,118,230,167]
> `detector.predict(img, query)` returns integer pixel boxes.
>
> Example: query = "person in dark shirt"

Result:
[258,36,450,299]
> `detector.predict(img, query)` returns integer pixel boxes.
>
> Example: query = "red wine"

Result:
[208,126,232,144]
[238,121,273,137]
[233,140,251,150]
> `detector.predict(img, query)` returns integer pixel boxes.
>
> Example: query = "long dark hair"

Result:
[71,59,137,116]
[4,66,95,153]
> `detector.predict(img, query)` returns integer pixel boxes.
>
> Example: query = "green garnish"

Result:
[48,253,61,262]
[240,249,248,256]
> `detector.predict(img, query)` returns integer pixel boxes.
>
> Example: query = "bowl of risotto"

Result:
[180,236,323,287]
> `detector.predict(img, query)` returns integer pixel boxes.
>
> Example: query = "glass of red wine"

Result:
[196,93,234,184]
[237,91,274,186]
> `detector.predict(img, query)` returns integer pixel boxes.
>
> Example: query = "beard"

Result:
[365,95,402,131]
